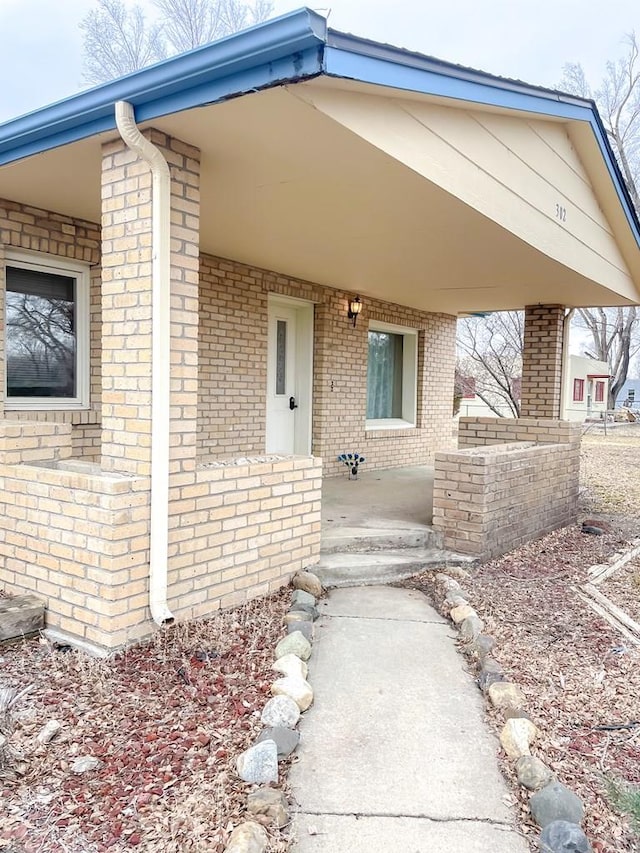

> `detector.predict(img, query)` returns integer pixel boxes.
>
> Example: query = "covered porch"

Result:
[0,10,639,649]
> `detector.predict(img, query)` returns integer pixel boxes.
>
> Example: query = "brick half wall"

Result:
[434,417,581,559]
[0,422,322,650]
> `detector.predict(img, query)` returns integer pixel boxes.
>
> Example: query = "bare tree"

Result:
[560,36,640,406]
[457,312,523,417]
[560,32,640,214]
[575,307,640,408]
[81,0,273,83]
[80,0,166,85]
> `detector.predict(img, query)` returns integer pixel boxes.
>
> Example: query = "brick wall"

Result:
[198,254,457,474]
[433,417,581,559]
[0,421,321,649]
[0,199,102,456]
[520,304,565,419]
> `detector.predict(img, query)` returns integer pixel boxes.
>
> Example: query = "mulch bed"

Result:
[0,591,291,853]
[598,558,640,624]
[401,523,640,853]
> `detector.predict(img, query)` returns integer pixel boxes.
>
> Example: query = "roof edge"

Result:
[0,8,328,166]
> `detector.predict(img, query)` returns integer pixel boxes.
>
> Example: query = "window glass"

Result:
[275,319,287,395]
[573,378,584,402]
[6,266,77,398]
[367,331,404,419]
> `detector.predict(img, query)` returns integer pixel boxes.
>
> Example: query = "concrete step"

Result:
[315,548,474,588]
[321,525,440,554]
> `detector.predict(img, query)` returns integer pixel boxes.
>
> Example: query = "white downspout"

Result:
[560,308,574,420]
[115,101,174,626]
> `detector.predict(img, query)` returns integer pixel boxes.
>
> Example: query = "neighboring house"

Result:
[0,10,639,650]
[615,378,640,408]
[562,356,610,421]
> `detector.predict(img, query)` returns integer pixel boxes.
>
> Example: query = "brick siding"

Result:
[520,304,565,419]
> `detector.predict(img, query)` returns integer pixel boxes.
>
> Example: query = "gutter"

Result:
[115,101,174,627]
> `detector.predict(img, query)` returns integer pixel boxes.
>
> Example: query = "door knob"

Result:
[289,396,298,410]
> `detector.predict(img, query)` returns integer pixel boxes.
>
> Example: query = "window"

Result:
[595,381,605,403]
[573,378,585,402]
[366,322,417,428]
[5,251,89,409]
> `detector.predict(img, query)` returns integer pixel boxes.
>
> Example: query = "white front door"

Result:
[266,298,313,455]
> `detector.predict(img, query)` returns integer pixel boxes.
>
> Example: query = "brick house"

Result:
[0,10,639,650]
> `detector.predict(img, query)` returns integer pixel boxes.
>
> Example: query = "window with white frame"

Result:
[366,322,417,429]
[5,251,90,409]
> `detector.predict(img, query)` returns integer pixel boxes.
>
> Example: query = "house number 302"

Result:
[555,203,567,222]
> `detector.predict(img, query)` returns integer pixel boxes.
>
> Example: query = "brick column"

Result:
[520,304,565,419]
[101,131,200,476]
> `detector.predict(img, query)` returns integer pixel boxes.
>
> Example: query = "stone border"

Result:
[434,569,593,853]
[224,570,323,853]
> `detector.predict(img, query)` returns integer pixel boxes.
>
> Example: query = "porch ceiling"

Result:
[1,77,639,315]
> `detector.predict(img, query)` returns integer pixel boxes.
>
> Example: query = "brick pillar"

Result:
[101,131,200,476]
[520,304,565,419]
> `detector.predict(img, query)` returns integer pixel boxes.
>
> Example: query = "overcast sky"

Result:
[0,0,639,124]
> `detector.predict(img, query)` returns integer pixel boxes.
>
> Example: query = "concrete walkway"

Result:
[289,586,528,852]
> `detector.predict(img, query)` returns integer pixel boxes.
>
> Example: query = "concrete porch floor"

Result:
[321,465,435,540]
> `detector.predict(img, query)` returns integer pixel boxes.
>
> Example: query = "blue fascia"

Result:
[0,8,327,166]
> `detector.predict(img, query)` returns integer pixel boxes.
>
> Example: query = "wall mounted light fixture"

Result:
[348,296,362,327]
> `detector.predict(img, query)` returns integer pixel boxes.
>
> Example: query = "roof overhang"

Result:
[0,8,639,315]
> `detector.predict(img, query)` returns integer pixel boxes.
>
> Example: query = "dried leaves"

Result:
[0,591,291,852]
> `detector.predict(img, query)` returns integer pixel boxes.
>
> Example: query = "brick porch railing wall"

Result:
[433,417,581,559]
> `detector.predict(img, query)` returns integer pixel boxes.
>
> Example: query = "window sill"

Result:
[6,402,90,412]
[366,419,416,431]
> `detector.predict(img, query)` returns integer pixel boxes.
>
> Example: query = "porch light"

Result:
[348,296,362,327]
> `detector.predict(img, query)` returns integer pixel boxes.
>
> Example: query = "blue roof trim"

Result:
[0,8,327,166]
[324,34,640,248]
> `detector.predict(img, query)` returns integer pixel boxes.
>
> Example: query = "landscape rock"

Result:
[260,695,301,729]
[225,820,269,853]
[287,620,313,641]
[444,593,469,609]
[289,602,320,621]
[472,634,495,662]
[271,676,313,711]
[529,782,585,829]
[283,610,313,626]
[272,653,308,680]
[581,524,604,536]
[70,755,102,775]
[516,755,554,791]
[275,631,311,661]
[255,726,300,758]
[291,589,316,608]
[435,573,461,590]
[236,741,278,784]
[478,670,505,691]
[539,820,591,852]
[460,614,484,641]
[499,717,538,758]
[247,788,289,828]
[488,682,525,710]
[292,571,323,598]
[36,719,62,745]
[449,604,475,625]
